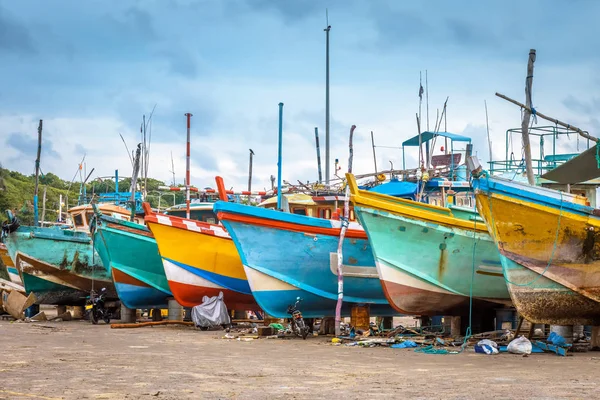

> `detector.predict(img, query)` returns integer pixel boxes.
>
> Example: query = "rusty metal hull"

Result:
[473,175,600,325]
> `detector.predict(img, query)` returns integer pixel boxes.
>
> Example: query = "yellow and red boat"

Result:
[143,203,259,311]
[471,163,600,325]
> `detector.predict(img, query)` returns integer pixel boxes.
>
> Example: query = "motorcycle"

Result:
[286,297,310,340]
[86,288,112,324]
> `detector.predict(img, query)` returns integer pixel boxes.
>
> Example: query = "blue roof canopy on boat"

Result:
[367,179,418,199]
[402,131,471,147]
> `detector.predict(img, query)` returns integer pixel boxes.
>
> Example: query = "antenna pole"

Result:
[185,113,193,219]
[277,103,284,210]
[426,70,429,132]
[485,100,492,163]
[324,13,331,186]
[371,131,378,175]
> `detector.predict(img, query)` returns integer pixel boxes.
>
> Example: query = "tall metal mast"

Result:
[324,11,331,186]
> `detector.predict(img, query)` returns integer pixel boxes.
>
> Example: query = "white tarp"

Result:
[191,291,231,328]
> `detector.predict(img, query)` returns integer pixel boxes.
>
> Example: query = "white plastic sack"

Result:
[191,291,231,328]
[507,335,532,355]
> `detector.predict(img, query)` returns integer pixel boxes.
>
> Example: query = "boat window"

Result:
[458,198,463,206]
[318,208,331,219]
[431,199,438,206]
[86,212,94,225]
[292,207,307,216]
[73,213,84,227]
[168,209,219,224]
[349,209,356,221]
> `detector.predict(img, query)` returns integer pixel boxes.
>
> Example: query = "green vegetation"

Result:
[0,166,188,225]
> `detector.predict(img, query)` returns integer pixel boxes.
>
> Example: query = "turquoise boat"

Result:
[347,173,511,317]
[93,211,170,309]
[2,203,136,305]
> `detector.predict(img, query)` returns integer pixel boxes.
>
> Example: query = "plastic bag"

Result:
[391,340,417,349]
[477,339,498,348]
[475,339,499,354]
[547,331,567,346]
[507,335,532,355]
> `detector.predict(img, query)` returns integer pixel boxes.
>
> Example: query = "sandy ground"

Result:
[1,317,599,400]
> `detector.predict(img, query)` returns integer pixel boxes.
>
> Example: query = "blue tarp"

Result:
[368,179,418,199]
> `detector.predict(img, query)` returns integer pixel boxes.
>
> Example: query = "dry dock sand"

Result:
[1,320,599,400]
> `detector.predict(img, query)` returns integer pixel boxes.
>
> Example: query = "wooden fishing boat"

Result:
[214,196,398,319]
[470,163,600,325]
[93,202,224,310]
[347,173,510,316]
[2,204,133,305]
[92,210,171,309]
[143,203,259,311]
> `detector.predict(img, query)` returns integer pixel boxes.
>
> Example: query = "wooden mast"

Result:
[33,120,43,227]
[521,49,537,186]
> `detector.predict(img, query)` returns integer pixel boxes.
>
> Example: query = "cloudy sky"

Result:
[1,0,599,192]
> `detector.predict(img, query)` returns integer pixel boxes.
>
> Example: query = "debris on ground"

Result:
[507,336,533,355]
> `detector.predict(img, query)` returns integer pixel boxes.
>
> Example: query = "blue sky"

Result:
[1,0,599,191]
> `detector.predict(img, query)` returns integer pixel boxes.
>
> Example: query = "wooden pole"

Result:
[33,120,43,227]
[495,92,598,143]
[130,144,141,221]
[248,149,254,192]
[335,125,355,337]
[370,131,378,175]
[521,49,536,186]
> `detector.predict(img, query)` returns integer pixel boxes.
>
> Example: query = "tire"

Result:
[91,310,98,325]
[298,320,309,340]
[103,314,111,324]
[290,319,300,337]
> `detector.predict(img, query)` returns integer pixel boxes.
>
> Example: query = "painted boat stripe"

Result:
[477,265,503,273]
[376,260,456,295]
[163,259,224,289]
[244,263,390,304]
[163,257,251,294]
[217,211,367,239]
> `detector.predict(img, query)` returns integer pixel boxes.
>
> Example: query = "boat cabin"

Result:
[164,202,219,224]
[258,194,357,222]
[68,204,143,231]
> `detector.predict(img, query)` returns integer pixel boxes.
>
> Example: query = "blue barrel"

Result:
[24,304,40,318]
[495,308,517,330]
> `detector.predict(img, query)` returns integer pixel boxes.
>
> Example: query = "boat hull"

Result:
[145,215,259,311]
[4,226,114,305]
[94,217,171,309]
[214,202,397,319]
[474,177,600,325]
[356,206,509,315]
